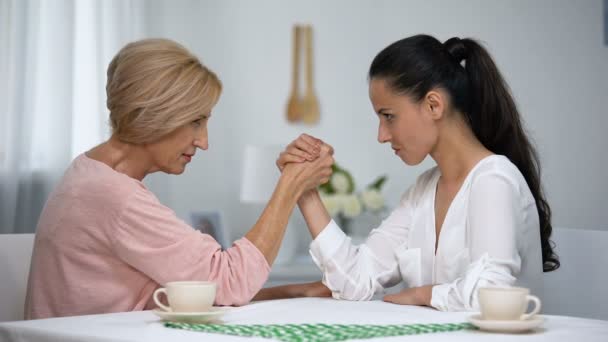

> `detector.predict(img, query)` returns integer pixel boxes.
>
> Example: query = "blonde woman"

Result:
[25,38,334,319]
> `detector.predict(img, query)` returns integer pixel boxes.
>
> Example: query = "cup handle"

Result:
[520,295,541,320]
[153,288,171,312]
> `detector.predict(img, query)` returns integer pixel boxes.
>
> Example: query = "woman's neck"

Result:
[430,118,492,184]
[86,136,155,181]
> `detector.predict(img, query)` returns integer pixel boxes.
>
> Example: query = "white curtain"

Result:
[0,0,146,233]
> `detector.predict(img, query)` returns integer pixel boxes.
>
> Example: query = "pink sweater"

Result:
[25,154,270,319]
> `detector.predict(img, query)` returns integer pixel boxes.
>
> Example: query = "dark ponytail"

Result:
[370,35,559,272]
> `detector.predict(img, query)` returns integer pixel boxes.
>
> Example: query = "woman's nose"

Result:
[377,123,391,143]
[194,138,208,150]
[194,127,209,150]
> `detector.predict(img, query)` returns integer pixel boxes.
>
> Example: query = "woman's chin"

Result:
[400,153,425,166]
[162,165,186,175]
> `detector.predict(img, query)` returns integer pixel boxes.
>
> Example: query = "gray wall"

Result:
[143,0,608,247]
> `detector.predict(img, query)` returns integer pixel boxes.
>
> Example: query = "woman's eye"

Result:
[383,113,394,122]
[192,116,207,127]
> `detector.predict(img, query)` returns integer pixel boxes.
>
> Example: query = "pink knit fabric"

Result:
[25,154,270,319]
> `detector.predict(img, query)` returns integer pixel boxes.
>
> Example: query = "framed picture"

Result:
[190,211,229,249]
[605,0,608,45]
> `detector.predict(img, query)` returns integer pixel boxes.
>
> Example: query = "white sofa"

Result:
[0,234,35,322]
[542,228,608,320]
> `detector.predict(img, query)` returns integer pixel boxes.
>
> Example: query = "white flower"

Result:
[321,194,342,217]
[342,194,362,218]
[330,172,350,194]
[361,189,384,211]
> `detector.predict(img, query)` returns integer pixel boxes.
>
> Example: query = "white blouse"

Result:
[309,155,543,311]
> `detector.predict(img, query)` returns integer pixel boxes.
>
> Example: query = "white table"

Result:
[1,298,607,341]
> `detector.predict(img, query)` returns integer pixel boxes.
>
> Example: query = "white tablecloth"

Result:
[1,298,607,341]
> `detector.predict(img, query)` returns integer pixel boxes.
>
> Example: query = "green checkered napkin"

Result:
[164,322,476,341]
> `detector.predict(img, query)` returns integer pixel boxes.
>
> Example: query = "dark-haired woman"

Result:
[276,35,559,311]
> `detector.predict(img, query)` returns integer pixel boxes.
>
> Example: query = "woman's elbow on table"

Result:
[328,277,376,301]
[215,288,255,306]
[212,268,263,306]
[207,246,270,306]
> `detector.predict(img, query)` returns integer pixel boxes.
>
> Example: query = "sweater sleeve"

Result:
[110,186,270,306]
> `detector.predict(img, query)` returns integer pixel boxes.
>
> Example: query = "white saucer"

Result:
[468,314,544,333]
[153,307,229,324]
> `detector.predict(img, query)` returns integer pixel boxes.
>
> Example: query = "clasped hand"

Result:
[276,134,334,192]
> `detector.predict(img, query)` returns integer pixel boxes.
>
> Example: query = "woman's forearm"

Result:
[245,175,303,265]
[252,285,297,301]
[298,189,331,239]
[252,281,331,301]
[252,287,288,301]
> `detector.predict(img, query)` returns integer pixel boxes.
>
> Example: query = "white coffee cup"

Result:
[153,281,217,313]
[478,287,541,321]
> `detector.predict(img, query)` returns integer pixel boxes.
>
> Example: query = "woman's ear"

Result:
[424,90,445,121]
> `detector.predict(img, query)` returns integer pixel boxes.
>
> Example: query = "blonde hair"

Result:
[106,38,222,144]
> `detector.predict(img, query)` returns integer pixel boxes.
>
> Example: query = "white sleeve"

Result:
[431,173,522,311]
[309,187,415,301]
